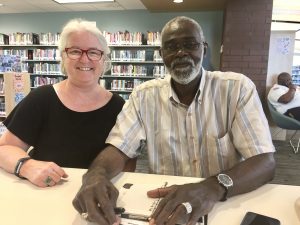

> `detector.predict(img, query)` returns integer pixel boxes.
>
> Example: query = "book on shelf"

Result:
[0,33,9,45]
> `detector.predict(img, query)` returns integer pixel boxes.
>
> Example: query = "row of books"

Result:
[103,31,143,45]
[31,49,61,60]
[153,66,166,77]
[0,32,60,45]
[147,32,161,46]
[30,63,61,74]
[110,65,165,77]
[1,49,61,60]
[102,31,161,46]
[107,79,145,91]
[1,49,28,60]
[1,31,161,46]
[111,50,146,61]
[111,65,148,76]
[32,76,64,87]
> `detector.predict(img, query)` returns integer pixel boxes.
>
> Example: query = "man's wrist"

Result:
[216,173,233,201]
[82,167,108,184]
[288,84,297,91]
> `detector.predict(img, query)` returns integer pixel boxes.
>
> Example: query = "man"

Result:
[73,16,275,225]
[268,72,300,121]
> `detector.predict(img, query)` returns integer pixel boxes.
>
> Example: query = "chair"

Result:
[267,100,300,153]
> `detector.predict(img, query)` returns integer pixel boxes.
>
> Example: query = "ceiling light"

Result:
[0,3,4,7]
[173,0,183,3]
[53,0,114,3]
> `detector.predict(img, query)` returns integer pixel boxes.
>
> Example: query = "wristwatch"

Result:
[216,173,233,201]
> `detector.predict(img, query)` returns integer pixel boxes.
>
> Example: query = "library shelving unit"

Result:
[0,32,64,90]
[292,65,300,85]
[101,31,165,99]
[1,31,165,100]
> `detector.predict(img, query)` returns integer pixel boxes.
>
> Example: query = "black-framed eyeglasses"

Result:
[65,48,104,61]
[162,41,207,54]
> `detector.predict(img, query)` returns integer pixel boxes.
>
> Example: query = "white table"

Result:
[1,168,300,225]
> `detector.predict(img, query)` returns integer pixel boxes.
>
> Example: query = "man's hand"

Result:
[72,170,120,225]
[21,159,68,187]
[288,83,297,91]
[147,178,221,225]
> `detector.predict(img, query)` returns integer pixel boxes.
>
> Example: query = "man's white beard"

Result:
[168,56,202,85]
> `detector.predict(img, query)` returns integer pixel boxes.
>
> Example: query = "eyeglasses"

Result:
[162,41,207,54]
[65,48,104,61]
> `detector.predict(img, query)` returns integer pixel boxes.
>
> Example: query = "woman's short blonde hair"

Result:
[58,18,111,75]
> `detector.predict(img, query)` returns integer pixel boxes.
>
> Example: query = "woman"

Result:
[0,19,127,187]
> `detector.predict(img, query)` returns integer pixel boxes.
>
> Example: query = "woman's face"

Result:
[63,31,105,86]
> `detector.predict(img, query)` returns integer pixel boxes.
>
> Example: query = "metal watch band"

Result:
[14,157,31,179]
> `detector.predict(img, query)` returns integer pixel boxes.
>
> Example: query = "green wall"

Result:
[0,10,223,70]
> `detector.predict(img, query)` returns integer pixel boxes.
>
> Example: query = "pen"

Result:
[120,213,207,224]
[114,207,126,214]
[121,213,149,222]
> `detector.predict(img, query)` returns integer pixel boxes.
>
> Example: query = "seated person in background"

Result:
[72,16,276,225]
[0,18,129,188]
[268,72,300,121]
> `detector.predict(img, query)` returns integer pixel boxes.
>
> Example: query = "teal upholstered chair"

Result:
[267,100,300,153]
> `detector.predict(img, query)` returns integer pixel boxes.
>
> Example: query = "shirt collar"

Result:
[168,67,206,104]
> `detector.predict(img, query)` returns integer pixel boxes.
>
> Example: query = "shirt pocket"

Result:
[206,132,239,175]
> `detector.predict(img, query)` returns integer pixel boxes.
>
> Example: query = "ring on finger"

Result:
[44,176,52,186]
[181,202,192,214]
[81,212,88,220]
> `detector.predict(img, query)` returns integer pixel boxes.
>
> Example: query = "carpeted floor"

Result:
[272,140,300,186]
[135,139,300,186]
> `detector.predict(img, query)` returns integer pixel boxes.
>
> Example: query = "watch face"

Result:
[218,173,233,187]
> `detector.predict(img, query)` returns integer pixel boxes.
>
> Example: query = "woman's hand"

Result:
[20,159,68,187]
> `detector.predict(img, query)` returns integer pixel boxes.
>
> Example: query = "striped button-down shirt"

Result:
[106,68,275,178]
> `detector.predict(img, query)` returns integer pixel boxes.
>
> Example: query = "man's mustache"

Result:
[171,57,194,69]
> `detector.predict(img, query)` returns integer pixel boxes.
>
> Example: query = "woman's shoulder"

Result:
[29,85,55,97]
[102,92,125,112]
[111,92,125,104]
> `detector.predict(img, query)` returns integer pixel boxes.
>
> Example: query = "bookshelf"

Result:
[0,32,64,89]
[292,65,300,85]
[1,31,165,100]
[101,31,165,99]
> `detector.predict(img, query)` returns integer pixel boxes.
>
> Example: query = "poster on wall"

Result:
[12,73,26,105]
[276,37,291,55]
[3,72,30,115]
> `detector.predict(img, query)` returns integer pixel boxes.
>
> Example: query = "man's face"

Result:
[160,21,205,84]
[278,74,292,87]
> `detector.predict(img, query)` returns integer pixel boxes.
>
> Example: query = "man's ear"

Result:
[203,42,208,56]
[159,48,162,57]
